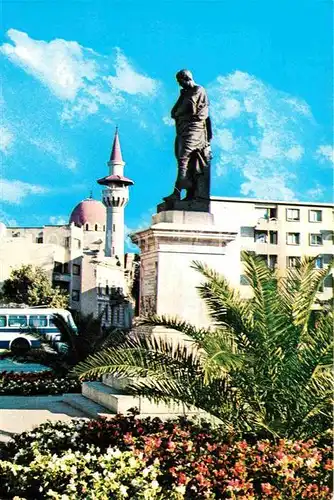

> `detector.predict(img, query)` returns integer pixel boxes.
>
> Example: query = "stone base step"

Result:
[62,393,115,419]
[82,381,207,418]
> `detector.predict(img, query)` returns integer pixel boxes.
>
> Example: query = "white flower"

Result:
[142,467,151,477]
[151,480,159,489]
[175,485,186,494]
[111,448,122,459]
[119,485,128,497]
[306,458,317,468]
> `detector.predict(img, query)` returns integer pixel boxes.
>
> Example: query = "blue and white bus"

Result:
[0,307,77,353]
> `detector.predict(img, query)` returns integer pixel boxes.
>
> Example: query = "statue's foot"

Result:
[163,189,181,202]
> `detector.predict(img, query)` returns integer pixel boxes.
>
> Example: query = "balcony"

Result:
[255,243,279,255]
[255,218,278,231]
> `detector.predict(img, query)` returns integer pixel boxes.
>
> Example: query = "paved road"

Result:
[0,396,87,442]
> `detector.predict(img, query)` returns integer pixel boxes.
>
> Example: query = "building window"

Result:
[269,231,278,244]
[254,230,267,243]
[240,275,249,285]
[287,256,301,268]
[54,261,62,273]
[74,238,81,249]
[98,284,102,295]
[64,237,70,248]
[113,224,116,232]
[309,234,323,246]
[315,257,323,269]
[98,303,102,316]
[323,254,333,265]
[106,285,109,295]
[103,225,106,231]
[36,233,43,244]
[286,208,300,221]
[72,264,81,275]
[85,224,89,231]
[255,207,277,220]
[63,263,69,274]
[309,210,322,222]
[105,306,109,321]
[95,224,98,231]
[324,275,333,288]
[72,290,80,302]
[286,232,300,245]
[268,255,277,269]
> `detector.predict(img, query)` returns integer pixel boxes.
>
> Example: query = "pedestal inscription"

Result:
[140,256,157,315]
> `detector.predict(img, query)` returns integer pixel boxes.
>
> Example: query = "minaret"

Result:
[97,128,134,262]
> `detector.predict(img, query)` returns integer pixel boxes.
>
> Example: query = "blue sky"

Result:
[1,0,333,238]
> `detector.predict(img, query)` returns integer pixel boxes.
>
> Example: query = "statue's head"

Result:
[176,69,194,89]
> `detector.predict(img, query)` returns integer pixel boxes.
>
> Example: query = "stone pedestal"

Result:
[131,209,240,329]
[67,208,241,419]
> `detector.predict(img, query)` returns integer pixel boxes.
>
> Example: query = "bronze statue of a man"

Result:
[163,69,212,202]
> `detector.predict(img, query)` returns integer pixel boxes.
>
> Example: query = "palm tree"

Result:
[73,252,333,439]
[26,312,128,374]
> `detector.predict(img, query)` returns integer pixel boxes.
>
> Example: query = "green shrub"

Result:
[0,371,81,396]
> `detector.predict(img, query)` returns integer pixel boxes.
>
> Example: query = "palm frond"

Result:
[137,314,211,342]
[73,333,202,383]
[192,260,255,349]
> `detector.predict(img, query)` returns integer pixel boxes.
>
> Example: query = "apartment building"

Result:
[210,197,333,301]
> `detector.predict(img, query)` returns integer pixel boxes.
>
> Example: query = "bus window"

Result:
[8,315,27,327]
[29,315,48,327]
[0,316,6,327]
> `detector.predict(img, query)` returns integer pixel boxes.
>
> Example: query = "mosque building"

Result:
[0,130,136,328]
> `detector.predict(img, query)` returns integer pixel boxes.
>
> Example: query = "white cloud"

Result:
[306,184,325,200]
[209,71,312,200]
[1,178,48,204]
[220,98,241,118]
[0,29,97,100]
[241,172,296,201]
[316,145,334,164]
[0,208,17,226]
[216,129,234,151]
[0,126,14,154]
[285,145,304,161]
[106,50,157,96]
[1,30,159,122]
[49,215,67,225]
[162,116,174,126]
[29,137,77,170]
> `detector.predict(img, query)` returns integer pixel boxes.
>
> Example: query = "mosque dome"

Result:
[69,198,106,228]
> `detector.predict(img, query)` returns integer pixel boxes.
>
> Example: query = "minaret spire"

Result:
[97,127,134,261]
[110,127,123,164]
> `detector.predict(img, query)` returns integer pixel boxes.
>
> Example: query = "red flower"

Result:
[232,461,246,476]
[261,483,273,495]
[167,440,176,452]
[177,472,188,485]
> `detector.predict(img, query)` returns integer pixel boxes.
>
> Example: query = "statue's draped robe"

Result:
[171,85,211,176]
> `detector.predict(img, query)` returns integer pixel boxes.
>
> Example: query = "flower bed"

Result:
[0,415,332,499]
[0,370,81,396]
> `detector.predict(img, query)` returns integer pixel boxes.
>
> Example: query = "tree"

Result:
[0,264,69,308]
[73,253,333,439]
